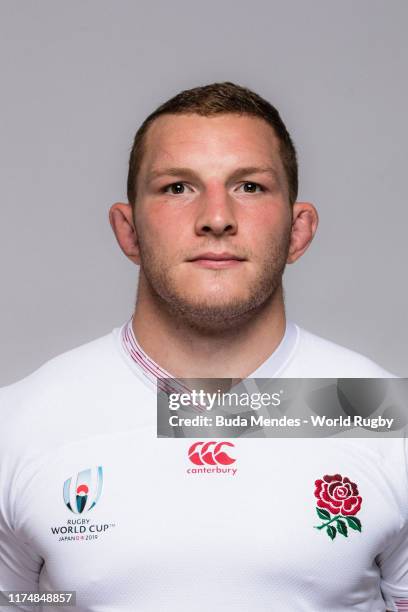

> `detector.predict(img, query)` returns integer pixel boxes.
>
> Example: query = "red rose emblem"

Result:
[314,473,362,516]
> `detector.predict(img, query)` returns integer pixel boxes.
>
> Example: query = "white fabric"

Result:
[0,320,406,611]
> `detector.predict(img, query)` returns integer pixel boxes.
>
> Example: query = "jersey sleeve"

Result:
[377,433,408,612]
[0,388,43,611]
[0,515,43,600]
[377,522,408,611]
[0,484,43,612]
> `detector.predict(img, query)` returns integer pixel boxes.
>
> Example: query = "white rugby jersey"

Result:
[0,319,407,612]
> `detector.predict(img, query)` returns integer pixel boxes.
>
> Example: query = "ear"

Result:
[109,202,141,265]
[287,202,319,264]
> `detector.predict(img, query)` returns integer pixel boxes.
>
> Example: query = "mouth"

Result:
[187,252,246,270]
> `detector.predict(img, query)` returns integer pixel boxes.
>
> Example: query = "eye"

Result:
[239,182,264,193]
[163,182,190,195]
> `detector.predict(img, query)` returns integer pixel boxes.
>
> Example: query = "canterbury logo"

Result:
[188,441,235,466]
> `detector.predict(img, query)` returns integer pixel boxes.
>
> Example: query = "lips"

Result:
[188,252,246,269]
[189,252,245,262]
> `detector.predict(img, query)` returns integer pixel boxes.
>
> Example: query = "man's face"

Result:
[134,113,293,332]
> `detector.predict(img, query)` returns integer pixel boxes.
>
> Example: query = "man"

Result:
[0,82,406,611]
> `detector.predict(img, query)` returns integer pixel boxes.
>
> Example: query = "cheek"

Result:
[241,206,291,242]
[137,210,193,269]
[139,203,190,240]
[136,208,171,250]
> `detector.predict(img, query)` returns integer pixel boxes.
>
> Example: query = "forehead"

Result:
[140,113,283,175]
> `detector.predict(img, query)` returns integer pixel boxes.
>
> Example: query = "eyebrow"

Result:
[146,165,281,184]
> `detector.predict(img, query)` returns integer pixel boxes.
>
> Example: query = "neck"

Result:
[131,277,287,379]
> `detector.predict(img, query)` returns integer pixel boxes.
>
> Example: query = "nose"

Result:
[194,186,238,237]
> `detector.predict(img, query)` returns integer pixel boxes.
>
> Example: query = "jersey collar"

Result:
[118,316,299,388]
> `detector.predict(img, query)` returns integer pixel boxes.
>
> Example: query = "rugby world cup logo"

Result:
[63,466,103,514]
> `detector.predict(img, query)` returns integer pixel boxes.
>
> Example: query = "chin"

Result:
[147,268,281,331]
[178,307,262,334]
[181,292,250,311]
[163,291,270,334]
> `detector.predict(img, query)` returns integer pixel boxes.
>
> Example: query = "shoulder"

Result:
[0,327,133,455]
[286,325,396,378]
[0,329,120,403]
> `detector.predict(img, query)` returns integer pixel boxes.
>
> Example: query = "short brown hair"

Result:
[127,81,298,206]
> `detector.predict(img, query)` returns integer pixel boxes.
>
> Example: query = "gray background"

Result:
[0,0,406,385]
